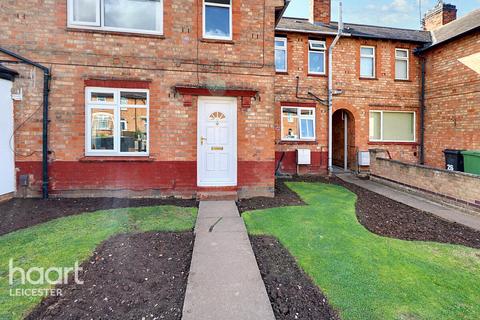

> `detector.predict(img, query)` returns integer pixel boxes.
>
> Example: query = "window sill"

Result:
[200,38,235,45]
[394,79,411,82]
[276,71,289,75]
[66,27,166,39]
[277,140,318,145]
[368,141,418,146]
[308,73,327,77]
[359,77,378,80]
[80,156,155,163]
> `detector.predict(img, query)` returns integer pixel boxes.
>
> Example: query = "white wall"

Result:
[0,79,15,196]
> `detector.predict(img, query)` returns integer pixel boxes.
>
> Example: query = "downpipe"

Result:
[327,1,344,173]
[0,47,51,199]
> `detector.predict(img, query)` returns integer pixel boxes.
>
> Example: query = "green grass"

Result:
[244,182,480,320]
[0,205,197,320]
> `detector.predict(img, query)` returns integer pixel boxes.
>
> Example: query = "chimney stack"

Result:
[309,0,331,25]
[423,1,457,31]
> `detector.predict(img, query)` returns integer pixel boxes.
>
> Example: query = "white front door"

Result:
[197,97,237,187]
[0,79,15,196]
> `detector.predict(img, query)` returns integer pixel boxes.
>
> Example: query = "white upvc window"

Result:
[369,111,416,142]
[308,40,326,75]
[275,37,288,72]
[360,46,376,78]
[203,0,232,40]
[395,48,409,80]
[68,0,164,35]
[281,107,316,141]
[86,88,149,156]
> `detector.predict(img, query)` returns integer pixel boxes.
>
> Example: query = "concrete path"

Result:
[337,173,480,231]
[182,201,275,320]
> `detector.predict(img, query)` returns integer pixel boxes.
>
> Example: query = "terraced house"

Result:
[274,0,480,175]
[0,0,478,200]
[0,0,288,199]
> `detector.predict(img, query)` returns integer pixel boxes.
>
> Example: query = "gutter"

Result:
[327,1,343,173]
[0,47,51,199]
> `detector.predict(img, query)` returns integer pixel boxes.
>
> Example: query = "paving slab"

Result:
[182,201,275,320]
[337,173,480,231]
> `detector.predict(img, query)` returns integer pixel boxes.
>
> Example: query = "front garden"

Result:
[244,182,480,320]
[0,204,197,319]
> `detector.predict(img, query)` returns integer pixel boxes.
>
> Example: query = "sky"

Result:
[284,0,480,29]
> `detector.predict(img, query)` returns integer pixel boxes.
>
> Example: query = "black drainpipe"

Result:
[0,47,51,199]
[420,56,426,165]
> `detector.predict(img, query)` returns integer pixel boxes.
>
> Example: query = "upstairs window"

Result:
[308,40,326,75]
[203,0,232,40]
[369,111,415,142]
[86,88,149,156]
[395,49,409,80]
[68,0,164,35]
[275,37,288,72]
[360,46,375,78]
[281,107,316,141]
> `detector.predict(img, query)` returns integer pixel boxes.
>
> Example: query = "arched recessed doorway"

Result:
[332,109,356,171]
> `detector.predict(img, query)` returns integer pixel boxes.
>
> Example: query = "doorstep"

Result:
[196,187,239,201]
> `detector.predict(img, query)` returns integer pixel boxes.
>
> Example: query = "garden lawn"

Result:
[0,205,197,320]
[244,182,480,320]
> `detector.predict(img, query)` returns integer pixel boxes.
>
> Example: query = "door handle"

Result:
[200,136,207,145]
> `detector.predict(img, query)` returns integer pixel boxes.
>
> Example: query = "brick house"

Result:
[0,0,287,199]
[0,0,478,200]
[419,6,480,168]
[273,0,479,175]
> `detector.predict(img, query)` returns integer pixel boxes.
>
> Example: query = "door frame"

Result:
[197,96,238,187]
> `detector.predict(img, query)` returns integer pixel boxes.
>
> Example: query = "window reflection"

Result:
[91,109,114,150]
[120,107,148,153]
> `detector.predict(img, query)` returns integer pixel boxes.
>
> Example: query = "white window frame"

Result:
[395,48,409,80]
[308,40,326,75]
[281,107,316,141]
[360,46,376,78]
[275,37,288,72]
[67,0,164,36]
[369,110,416,143]
[203,0,232,40]
[85,87,150,156]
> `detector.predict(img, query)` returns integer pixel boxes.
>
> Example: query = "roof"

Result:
[0,64,18,81]
[276,17,432,43]
[425,9,480,50]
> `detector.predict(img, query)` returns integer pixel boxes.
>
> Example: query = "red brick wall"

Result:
[274,33,423,173]
[370,149,480,212]
[423,32,480,169]
[1,0,284,198]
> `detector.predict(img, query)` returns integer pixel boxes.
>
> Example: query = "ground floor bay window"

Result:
[369,111,415,142]
[281,107,315,141]
[86,88,149,156]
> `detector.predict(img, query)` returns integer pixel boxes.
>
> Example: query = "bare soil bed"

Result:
[251,235,340,320]
[26,231,193,320]
[237,179,304,213]
[0,198,197,236]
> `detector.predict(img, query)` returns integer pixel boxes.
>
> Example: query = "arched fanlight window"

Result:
[208,111,226,121]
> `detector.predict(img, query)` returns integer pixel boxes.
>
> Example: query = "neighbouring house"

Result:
[274,0,479,175]
[0,0,478,200]
[419,5,480,169]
